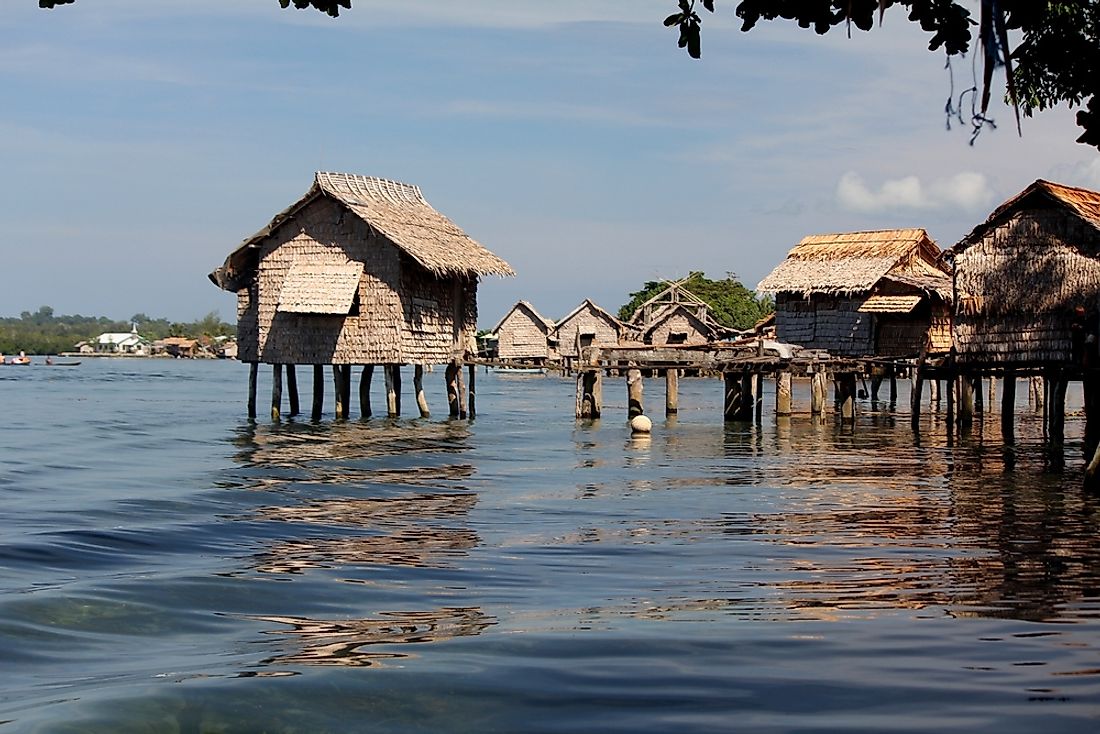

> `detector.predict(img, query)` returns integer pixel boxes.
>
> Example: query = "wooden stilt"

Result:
[384,365,399,417]
[973,375,984,416]
[286,365,299,417]
[577,370,602,419]
[810,370,827,416]
[838,373,857,423]
[467,363,476,419]
[889,371,898,407]
[333,365,346,419]
[1001,368,1016,443]
[665,369,679,415]
[945,371,956,430]
[1050,372,1068,447]
[754,372,764,423]
[456,362,468,419]
[446,362,460,417]
[312,364,324,420]
[775,371,792,417]
[870,369,884,403]
[958,373,974,428]
[910,364,925,430]
[929,379,940,407]
[247,362,258,419]
[723,372,740,422]
[359,365,374,418]
[271,364,283,421]
[341,365,352,419]
[627,368,644,419]
[987,375,997,410]
[414,365,430,418]
[1030,375,1044,410]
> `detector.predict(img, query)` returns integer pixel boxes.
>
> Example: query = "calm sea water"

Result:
[1,358,1098,733]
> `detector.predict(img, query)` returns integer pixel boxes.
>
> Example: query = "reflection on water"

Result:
[2,365,1100,732]
[242,607,495,668]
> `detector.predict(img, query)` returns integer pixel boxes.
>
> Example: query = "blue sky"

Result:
[2,0,1098,326]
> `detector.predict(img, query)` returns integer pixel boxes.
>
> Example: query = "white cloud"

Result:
[836,171,995,213]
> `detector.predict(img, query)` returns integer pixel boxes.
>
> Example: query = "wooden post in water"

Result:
[359,365,374,418]
[754,373,764,423]
[446,362,460,417]
[1050,371,1068,447]
[957,373,974,428]
[271,364,283,421]
[467,363,477,419]
[577,370,602,419]
[910,364,925,430]
[1001,367,1016,443]
[456,362,468,419]
[665,369,679,416]
[247,362,258,419]
[333,365,346,419]
[341,365,352,419]
[1030,375,1044,410]
[973,375,984,416]
[414,365,430,418]
[627,368,644,419]
[286,365,299,417]
[987,375,997,411]
[312,365,324,420]
[384,364,399,417]
[775,371,792,417]
[889,371,898,407]
[929,379,940,407]
[810,369,827,417]
[723,372,740,422]
[838,373,857,423]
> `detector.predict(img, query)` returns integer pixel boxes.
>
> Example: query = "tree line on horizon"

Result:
[0,306,235,355]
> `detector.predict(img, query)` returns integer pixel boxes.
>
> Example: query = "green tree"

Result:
[619,272,773,331]
[663,1,1100,149]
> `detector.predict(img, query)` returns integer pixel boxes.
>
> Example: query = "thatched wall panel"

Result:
[646,312,711,345]
[496,308,550,360]
[775,294,872,356]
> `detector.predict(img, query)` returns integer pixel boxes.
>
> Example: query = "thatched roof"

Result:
[491,300,555,334]
[556,299,628,330]
[954,179,1100,252]
[756,229,944,296]
[210,171,514,291]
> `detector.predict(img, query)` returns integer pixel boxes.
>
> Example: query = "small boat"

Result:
[47,361,82,367]
[6,357,31,366]
[490,366,545,374]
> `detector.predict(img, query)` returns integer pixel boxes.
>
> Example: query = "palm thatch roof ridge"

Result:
[556,299,628,329]
[491,300,555,334]
[210,171,514,291]
[756,228,943,296]
[954,179,1100,252]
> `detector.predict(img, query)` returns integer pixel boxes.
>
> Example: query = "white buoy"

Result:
[630,414,652,434]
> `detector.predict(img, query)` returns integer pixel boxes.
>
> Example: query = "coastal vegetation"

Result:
[0,306,234,355]
[618,272,773,331]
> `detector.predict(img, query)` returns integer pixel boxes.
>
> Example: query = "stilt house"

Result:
[756,229,951,357]
[642,303,717,346]
[948,179,1100,366]
[555,299,627,363]
[209,171,514,367]
[492,300,556,363]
